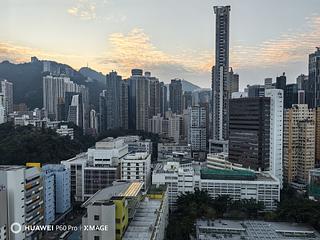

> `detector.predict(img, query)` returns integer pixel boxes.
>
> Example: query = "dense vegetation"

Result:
[0,122,95,165]
[266,186,320,231]
[166,190,264,240]
[166,187,320,240]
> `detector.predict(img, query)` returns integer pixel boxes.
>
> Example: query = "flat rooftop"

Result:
[82,181,143,208]
[196,220,320,240]
[0,165,25,171]
[122,198,162,240]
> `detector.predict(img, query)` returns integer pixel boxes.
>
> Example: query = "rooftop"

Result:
[200,168,257,181]
[196,220,320,240]
[0,165,25,171]
[123,198,162,240]
[82,181,143,208]
[122,152,150,160]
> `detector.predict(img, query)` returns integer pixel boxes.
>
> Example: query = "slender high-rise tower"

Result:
[212,6,231,142]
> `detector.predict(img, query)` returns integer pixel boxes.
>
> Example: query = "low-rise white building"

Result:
[121,152,151,190]
[152,161,280,211]
[88,137,128,166]
[62,137,152,202]
[56,125,74,140]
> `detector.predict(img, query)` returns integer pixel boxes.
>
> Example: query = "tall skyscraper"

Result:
[296,74,308,90]
[264,78,273,89]
[0,94,5,124]
[120,80,129,129]
[67,94,83,127]
[285,83,298,109]
[43,75,88,128]
[183,91,193,110]
[306,47,320,108]
[229,68,239,93]
[265,89,284,188]
[212,5,231,141]
[229,97,271,171]
[43,75,66,120]
[247,85,265,97]
[105,71,122,130]
[0,79,13,116]
[189,106,207,153]
[159,82,168,116]
[283,105,315,185]
[99,71,128,132]
[128,69,150,131]
[169,79,183,114]
[148,73,161,118]
[315,107,320,165]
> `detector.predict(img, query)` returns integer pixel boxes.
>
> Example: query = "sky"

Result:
[0,0,320,90]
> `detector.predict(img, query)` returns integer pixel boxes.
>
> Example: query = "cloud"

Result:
[0,42,93,70]
[230,15,320,70]
[67,0,96,20]
[99,28,212,78]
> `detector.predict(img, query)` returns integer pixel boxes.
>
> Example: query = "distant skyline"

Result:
[1,0,320,90]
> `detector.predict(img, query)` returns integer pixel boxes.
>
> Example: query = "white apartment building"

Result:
[0,166,44,240]
[56,125,74,140]
[152,162,197,208]
[0,79,13,116]
[152,162,280,211]
[265,89,284,188]
[121,152,151,190]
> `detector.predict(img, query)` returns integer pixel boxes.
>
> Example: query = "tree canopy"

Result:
[0,122,95,165]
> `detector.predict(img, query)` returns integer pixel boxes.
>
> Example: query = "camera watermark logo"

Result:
[10,222,22,234]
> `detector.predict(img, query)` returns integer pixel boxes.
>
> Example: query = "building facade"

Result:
[228,97,270,171]
[212,5,231,141]
[306,48,320,109]
[265,89,284,188]
[169,79,183,114]
[283,104,315,185]
[120,152,151,190]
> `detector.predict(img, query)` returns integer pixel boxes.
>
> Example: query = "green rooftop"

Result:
[200,168,257,181]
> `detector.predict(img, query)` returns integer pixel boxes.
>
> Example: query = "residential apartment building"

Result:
[265,89,284,188]
[42,164,71,224]
[169,79,183,114]
[283,104,315,186]
[0,79,13,117]
[0,166,44,240]
[189,106,207,153]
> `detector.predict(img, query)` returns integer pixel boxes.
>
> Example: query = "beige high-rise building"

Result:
[283,104,315,185]
[315,107,320,165]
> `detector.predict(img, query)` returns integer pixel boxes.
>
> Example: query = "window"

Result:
[94,236,100,240]
[94,215,99,221]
